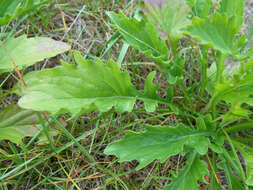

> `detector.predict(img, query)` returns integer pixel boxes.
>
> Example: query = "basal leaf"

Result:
[0,0,46,26]
[184,13,241,55]
[0,104,40,144]
[0,104,59,145]
[18,52,176,116]
[166,153,208,190]
[145,0,191,40]
[0,35,70,72]
[219,0,245,28]
[107,12,169,65]
[104,124,211,170]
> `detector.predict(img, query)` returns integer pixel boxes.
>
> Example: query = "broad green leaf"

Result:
[214,58,253,116]
[195,115,224,153]
[18,52,176,116]
[104,124,211,170]
[107,12,169,65]
[0,35,70,72]
[221,104,250,126]
[219,0,245,27]
[186,0,211,18]
[0,0,46,26]
[145,0,191,40]
[0,104,40,144]
[184,13,241,55]
[166,153,208,190]
[0,104,59,145]
[207,59,242,95]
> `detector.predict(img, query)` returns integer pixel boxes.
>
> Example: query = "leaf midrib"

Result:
[27,94,174,107]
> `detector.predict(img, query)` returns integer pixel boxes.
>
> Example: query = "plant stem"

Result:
[167,37,178,58]
[197,50,208,111]
[216,52,226,84]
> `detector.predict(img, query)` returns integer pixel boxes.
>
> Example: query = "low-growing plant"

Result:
[1,0,253,189]
[0,0,70,144]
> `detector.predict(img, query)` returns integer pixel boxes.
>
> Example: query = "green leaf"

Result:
[184,13,241,55]
[18,51,176,116]
[165,152,208,190]
[107,12,169,65]
[219,0,245,27]
[0,104,59,145]
[143,71,160,112]
[166,55,185,84]
[0,104,40,144]
[238,148,253,186]
[233,142,253,187]
[145,0,191,40]
[218,157,244,190]
[187,0,211,18]
[0,35,70,72]
[104,124,211,170]
[244,153,253,186]
[214,58,253,116]
[0,0,46,26]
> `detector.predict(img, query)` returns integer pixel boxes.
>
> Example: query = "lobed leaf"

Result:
[219,0,245,28]
[0,35,70,72]
[104,124,212,170]
[18,52,176,116]
[214,58,253,114]
[145,0,191,40]
[165,153,208,190]
[107,12,169,65]
[184,13,241,55]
